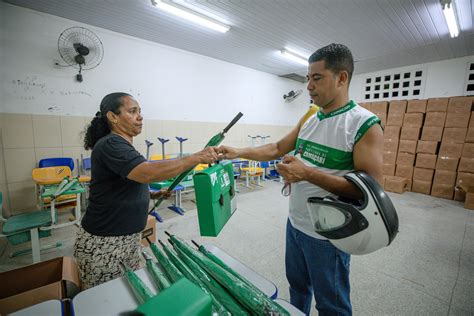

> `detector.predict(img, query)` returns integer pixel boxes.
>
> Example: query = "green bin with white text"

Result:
[193,161,236,236]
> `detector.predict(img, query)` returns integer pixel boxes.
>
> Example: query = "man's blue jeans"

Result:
[285,219,352,316]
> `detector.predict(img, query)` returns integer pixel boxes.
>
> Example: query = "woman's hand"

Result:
[194,147,220,164]
[150,188,171,199]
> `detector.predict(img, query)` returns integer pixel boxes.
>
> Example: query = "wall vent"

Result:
[363,68,426,101]
[279,73,306,83]
[464,61,474,96]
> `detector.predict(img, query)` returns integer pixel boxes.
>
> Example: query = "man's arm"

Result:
[277,124,384,199]
[219,113,311,161]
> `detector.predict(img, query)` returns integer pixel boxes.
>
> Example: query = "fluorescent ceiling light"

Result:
[441,0,459,37]
[151,0,230,33]
[280,49,308,66]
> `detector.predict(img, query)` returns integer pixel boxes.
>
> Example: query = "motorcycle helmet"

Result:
[306,171,398,255]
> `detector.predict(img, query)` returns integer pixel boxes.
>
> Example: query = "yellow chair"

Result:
[32,166,71,185]
[150,154,171,161]
[194,164,209,172]
[240,161,264,188]
[32,167,77,209]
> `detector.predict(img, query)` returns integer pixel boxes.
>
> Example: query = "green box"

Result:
[193,161,236,236]
[135,278,212,316]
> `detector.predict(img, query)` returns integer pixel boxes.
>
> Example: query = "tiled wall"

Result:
[0,113,293,214]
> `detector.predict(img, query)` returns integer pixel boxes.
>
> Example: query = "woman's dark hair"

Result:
[83,92,131,150]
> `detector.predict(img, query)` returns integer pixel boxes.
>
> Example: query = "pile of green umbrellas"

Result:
[121,232,289,315]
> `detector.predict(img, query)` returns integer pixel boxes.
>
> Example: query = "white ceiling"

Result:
[4,0,474,78]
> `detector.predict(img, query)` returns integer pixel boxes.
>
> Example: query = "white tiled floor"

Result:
[1,180,473,315]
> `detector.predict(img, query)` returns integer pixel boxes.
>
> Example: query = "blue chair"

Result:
[39,157,75,171]
[81,157,91,173]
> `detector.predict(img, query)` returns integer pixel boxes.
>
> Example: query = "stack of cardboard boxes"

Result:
[361,96,474,209]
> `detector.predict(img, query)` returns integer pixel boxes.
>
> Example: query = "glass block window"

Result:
[465,61,474,96]
[363,68,426,101]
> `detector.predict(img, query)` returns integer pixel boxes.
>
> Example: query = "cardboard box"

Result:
[445,112,470,128]
[465,127,474,143]
[415,153,437,169]
[416,140,438,154]
[387,113,404,126]
[371,101,388,115]
[431,183,454,200]
[462,143,474,158]
[383,151,397,165]
[412,180,432,195]
[407,99,427,113]
[398,140,417,154]
[433,170,456,186]
[439,142,463,158]
[384,126,401,139]
[388,100,407,114]
[383,163,396,176]
[359,102,372,111]
[447,96,474,113]
[384,176,409,194]
[403,113,424,127]
[383,138,399,152]
[427,98,449,112]
[470,112,474,128]
[454,187,466,202]
[424,112,446,127]
[397,152,415,166]
[141,215,156,246]
[413,167,434,182]
[435,156,459,172]
[0,257,81,314]
[465,192,474,209]
[442,127,467,143]
[395,165,413,179]
[457,172,474,188]
[458,157,474,173]
[400,126,420,141]
[421,126,443,141]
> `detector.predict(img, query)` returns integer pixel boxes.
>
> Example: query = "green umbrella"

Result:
[149,112,243,214]
[53,177,79,200]
[142,250,171,292]
[149,242,183,283]
[53,176,69,197]
[119,262,154,305]
[171,242,250,316]
[168,234,289,316]
[158,240,230,316]
[192,239,282,309]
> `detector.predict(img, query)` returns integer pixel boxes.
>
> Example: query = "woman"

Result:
[74,92,219,289]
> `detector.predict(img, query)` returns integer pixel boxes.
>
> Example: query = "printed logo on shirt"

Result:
[295,138,354,170]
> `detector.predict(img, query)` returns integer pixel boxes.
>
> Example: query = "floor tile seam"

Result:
[359,265,454,304]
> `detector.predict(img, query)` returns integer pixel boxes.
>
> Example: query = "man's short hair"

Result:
[308,43,354,83]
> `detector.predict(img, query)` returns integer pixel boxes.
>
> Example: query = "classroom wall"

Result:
[0,2,299,213]
[0,2,308,124]
[0,112,293,214]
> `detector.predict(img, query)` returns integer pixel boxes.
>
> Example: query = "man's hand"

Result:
[150,188,171,200]
[277,155,308,183]
[217,145,240,160]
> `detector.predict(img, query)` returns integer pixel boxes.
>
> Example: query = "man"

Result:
[218,43,383,315]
